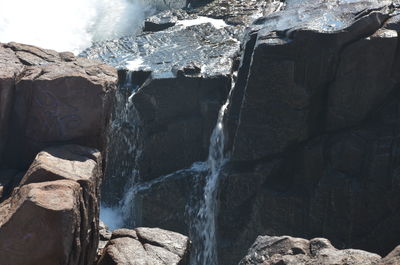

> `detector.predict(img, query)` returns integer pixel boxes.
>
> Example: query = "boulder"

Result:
[0,145,102,265]
[97,227,191,265]
[0,42,117,168]
[239,235,382,265]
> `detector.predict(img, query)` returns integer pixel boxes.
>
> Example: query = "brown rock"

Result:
[0,180,82,265]
[97,227,191,265]
[0,144,102,265]
[0,42,117,168]
[239,235,382,265]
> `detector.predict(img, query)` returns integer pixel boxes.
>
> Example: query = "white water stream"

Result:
[100,69,233,264]
[191,90,231,265]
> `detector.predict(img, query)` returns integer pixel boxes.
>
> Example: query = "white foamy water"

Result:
[177,16,228,29]
[0,0,154,53]
[100,204,124,231]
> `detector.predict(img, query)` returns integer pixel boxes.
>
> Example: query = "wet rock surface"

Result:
[132,164,206,234]
[216,1,400,264]
[191,0,283,25]
[0,145,102,265]
[0,42,117,169]
[85,10,240,204]
[227,0,394,160]
[88,1,400,265]
[97,227,191,265]
[239,235,383,265]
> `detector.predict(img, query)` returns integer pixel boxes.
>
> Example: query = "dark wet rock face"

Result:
[97,227,191,265]
[76,1,400,265]
[217,1,400,264]
[83,15,239,204]
[227,0,393,160]
[89,0,400,264]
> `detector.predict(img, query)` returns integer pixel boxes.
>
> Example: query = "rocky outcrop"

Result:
[216,1,400,264]
[97,227,191,265]
[87,1,400,265]
[0,145,102,265]
[0,42,117,169]
[83,13,240,205]
[239,235,383,265]
[227,0,394,160]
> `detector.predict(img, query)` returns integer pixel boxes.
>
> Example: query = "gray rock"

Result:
[239,235,382,265]
[97,227,191,265]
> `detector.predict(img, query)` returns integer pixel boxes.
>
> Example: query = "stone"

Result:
[111,229,138,240]
[0,180,82,265]
[98,220,112,256]
[227,0,393,161]
[0,42,117,169]
[239,235,382,265]
[97,227,191,265]
[0,144,102,265]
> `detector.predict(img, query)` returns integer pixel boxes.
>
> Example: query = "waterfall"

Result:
[191,87,232,265]
[101,68,234,264]
[101,70,144,229]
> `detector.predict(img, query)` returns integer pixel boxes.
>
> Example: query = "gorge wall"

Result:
[0,0,400,264]
[86,0,400,265]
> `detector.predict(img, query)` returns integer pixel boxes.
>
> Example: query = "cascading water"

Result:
[190,87,232,265]
[100,70,144,229]
[102,68,234,264]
